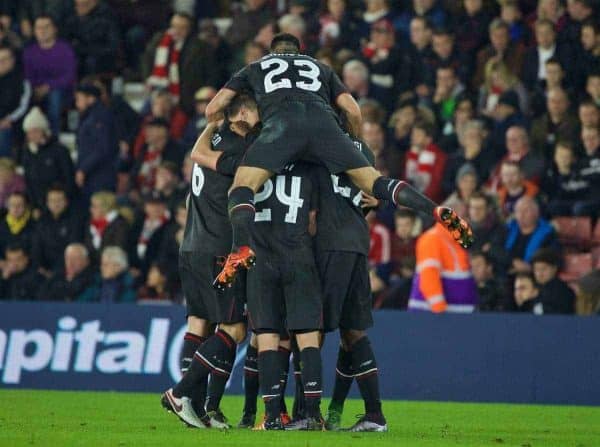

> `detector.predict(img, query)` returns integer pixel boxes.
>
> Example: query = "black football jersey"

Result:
[180,125,248,254]
[315,139,375,255]
[225,53,348,120]
[252,162,318,252]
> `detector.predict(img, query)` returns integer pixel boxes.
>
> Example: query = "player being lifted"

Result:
[206,33,473,288]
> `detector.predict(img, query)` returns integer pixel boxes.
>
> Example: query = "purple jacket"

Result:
[23,39,77,89]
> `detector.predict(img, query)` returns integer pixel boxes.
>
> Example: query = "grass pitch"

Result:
[0,390,599,447]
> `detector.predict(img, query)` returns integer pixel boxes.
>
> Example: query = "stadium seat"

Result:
[553,217,593,250]
[560,252,593,282]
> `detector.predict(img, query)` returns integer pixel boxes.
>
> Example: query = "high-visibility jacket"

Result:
[408,223,478,313]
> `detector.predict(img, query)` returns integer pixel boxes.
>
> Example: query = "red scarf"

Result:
[137,210,171,259]
[137,146,163,194]
[148,31,182,101]
[90,210,118,249]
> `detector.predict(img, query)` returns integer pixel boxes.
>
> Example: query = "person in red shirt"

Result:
[403,120,448,203]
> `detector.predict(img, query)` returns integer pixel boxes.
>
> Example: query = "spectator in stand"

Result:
[154,161,186,213]
[362,120,401,177]
[488,90,527,160]
[243,41,267,66]
[497,160,539,219]
[438,95,476,153]
[367,211,392,285]
[225,0,274,49]
[0,45,31,157]
[526,0,569,36]
[574,125,600,217]
[521,19,571,90]
[132,118,185,196]
[0,158,25,210]
[17,0,73,36]
[197,18,232,91]
[403,120,447,203]
[564,0,596,47]
[387,98,417,153]
[467,192,504,254]
[471,251,509,312]
[158,199,186,270]
[408,16,436,99]
[74,83,119,202]
[31,186,83,277]
[131,193,171,278]
[362,18,413,111]
[63,0,120,76]
[342,59,370,102]
[133,90,188,158]
[442,163,479,218]
[20,107,76,211]
[531,248,575,314]
[143,13,219,116]
[137,261,176,302]
[278,14,309,53]
[576,268,600,314]
[23,15,76,134]
[474,18,525,89]
[454,0,493,77]
[84,191,129,261]
[395,0,446,38]
[541,141,589,217]
[488,125,546,192]
[431,64,465,136]
[499,0,531,45]
[586,71,600,107]
[574,19,600,92]
[513,272,541,313]
[409,221,478,313]
[318,0,361,51]
[390,209,417,278]
[529,57,569,118]
[181,87,216,148]
[90,246,135,303]
[0,192,35,257]
[578,99,600,131]
[0,243,43,300]
[442,119,494,196]
[530,87,578,159]
[424,28,468,87]
[500,196,560,275]
[478,59,529,119]
[44,243,97,301]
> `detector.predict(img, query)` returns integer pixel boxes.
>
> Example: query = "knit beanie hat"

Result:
[22,107,50,134]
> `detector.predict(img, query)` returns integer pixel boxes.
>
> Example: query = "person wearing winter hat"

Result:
[20,106,76,210]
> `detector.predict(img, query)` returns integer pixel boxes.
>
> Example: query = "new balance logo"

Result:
[307,381,317,387]
[360,360,373,368]
[271,384,280,390]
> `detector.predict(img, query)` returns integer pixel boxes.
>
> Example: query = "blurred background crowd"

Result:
[0,0,599,314]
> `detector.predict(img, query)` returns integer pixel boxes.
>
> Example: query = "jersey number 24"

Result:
[255,175,304,224]
[261,58,322,93]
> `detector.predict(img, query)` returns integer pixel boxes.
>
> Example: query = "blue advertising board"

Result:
[1,302,599,405]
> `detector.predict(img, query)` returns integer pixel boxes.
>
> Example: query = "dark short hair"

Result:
[34,14,56,26]
[146,117,170,129]
[470,250,494,267]
[224,93,257,120]
[158,161,178,176]
[270,33,301,52]
[545,56,562,68]
[432,27,453,38]
[515,272,537,287]
[555,140,575,152]
[531,248,561,268]
[47,183,67,196]
[581,18,600,34]
[395,208,416,220]
[5,242,28,256]
[8,191,28,203]
[413,119,436,138]
[468,191,491,206]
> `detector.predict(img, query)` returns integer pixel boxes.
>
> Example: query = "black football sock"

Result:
[373,177,437,216]
[351,336,384,418]
[228,186,255,250]
[291,342,305,419]
[173,329,236,398]
[329,345,353,413]
[205,332,237,412]
[278,346,291,415]
[299,347,322,418]
[180,333,208,416]
[243,344,259,415]
[258,350,283,420]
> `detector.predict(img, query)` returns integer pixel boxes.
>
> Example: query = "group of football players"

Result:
[160,33,473,432]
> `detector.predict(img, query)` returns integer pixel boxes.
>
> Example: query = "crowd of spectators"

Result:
[0,0,599,314]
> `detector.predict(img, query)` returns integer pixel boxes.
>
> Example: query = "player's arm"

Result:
[205,88,237,122]
[336,93,362,139]
[190,122,221,170]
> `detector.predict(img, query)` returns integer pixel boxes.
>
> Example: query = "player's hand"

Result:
[361,193,379,209]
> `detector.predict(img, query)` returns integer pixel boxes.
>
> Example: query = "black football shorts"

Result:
[241,101,370,174]
[179,250,246,324]
[246,246,322,332]
[317,251,373,332]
